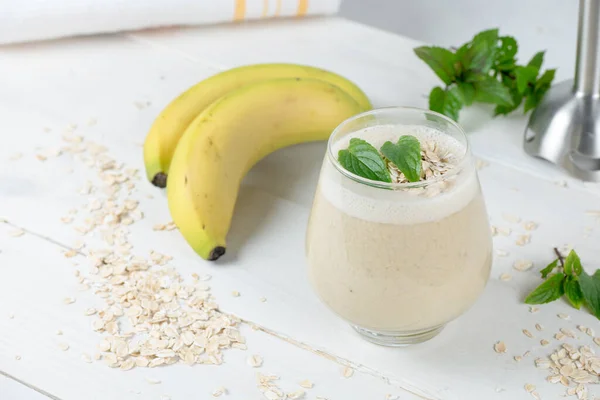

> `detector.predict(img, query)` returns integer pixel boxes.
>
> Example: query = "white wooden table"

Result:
[1,16,599,400]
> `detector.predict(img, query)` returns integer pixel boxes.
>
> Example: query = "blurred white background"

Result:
[340,0,578,81]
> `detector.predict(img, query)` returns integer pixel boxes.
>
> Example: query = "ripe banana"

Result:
[144,63,371,187]
[167,78,364,260]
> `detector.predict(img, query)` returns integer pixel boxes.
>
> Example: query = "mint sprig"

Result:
[525,248,600,320]
[414,28,556,121]
[337,135,422,183]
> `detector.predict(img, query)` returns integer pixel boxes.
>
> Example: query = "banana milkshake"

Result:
[306,108,492,345]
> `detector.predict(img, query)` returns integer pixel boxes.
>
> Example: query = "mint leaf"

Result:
[428,86,463,121]
[564,250,583,276]
[338,138,391,183]
[474,77,514,106]
[459,29,499,74]
[540,259,559,279]
[456,82,475,106]
[525,273,566,304]
[495,36,518,71]
[494,86,522,115]
[527,51,545,72]
[579,271,600,319]
[380,136,422,183]
[414,47,457,85]
[564,276,584,309]
[515,66,538,94]
[535,69,556,90]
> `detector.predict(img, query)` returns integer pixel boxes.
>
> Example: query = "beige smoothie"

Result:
[306,125,492,333]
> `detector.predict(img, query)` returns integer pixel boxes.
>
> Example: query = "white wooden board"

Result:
[1,17,599,400]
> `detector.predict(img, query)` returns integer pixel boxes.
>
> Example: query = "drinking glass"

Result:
[305,107,492,346]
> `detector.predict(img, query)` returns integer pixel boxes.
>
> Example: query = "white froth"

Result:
[321,124,479,225]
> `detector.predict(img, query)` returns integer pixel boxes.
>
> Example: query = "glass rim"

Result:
[326,106,472,190]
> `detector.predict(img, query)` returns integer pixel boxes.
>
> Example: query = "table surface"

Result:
[1,16,599,400]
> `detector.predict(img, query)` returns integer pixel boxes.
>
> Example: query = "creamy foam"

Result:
[321,124,479,225]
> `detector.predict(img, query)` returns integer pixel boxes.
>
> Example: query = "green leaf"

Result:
[338,138,391,183]
[579,271,600,319]
[525,273,566,305]
[461,29,499,74]
[540,259,559,279]
[564,276,584,309]
[456,82,476,106]
[494,87,522,116]
[474,77,514,106]
[523,91,542,113]
[429,86,446,115]
[463,71,488,83]
[535,68,556,90]
[380,135,422,182]
[564,250,583,276]
[523,68,555,113]
[527,51,545,72]
[414,46,457,85]
[428,86,463,121]
[514,66,538,94]
[495,36,518,71]
[594,270,600,280]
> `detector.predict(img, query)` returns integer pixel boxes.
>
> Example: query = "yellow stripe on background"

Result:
[262,0,269,17]
[274,0,282,16]
[234,0,246,21]
[297,0,309,16]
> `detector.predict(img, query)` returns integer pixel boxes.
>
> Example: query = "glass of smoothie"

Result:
[305,106,492,346]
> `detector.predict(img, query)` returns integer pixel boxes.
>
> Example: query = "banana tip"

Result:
[151,172,168,188]
[208,246,226,261]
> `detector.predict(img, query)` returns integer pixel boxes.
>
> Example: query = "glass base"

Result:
[351,324,445,347]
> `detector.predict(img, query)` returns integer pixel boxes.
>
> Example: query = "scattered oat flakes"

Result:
[287,390,305,399]
[63,297,76,305]
[15,355,21,361]
[516,234,531,246]
[58,342,70,351]
[299,380,313,389]
[523,221,539,231]
[494,341,507,353]
[514,355,522,362]
[513,259,534,272]
[536,324,544,332]
[145,377,161,385]
[36,154,47,161]
[495,249,510,257]
[384,395,399,400]
[558,313,570,320]
[247,355,263,368]
[529,306,539,313]
[8,229,25,237]
[231,291,240,297]
[523,329,534,338]
[499,273,512,281]
[259,297,267,302]
[212,386,227,397]
[56,330,63,335]
[342,366,354,378]
[555,333,566,341]
[525,383,536,393]
[81,353,92,363]
[530,391,541,400]
[64,249,78,258]
[540,339,550,346]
